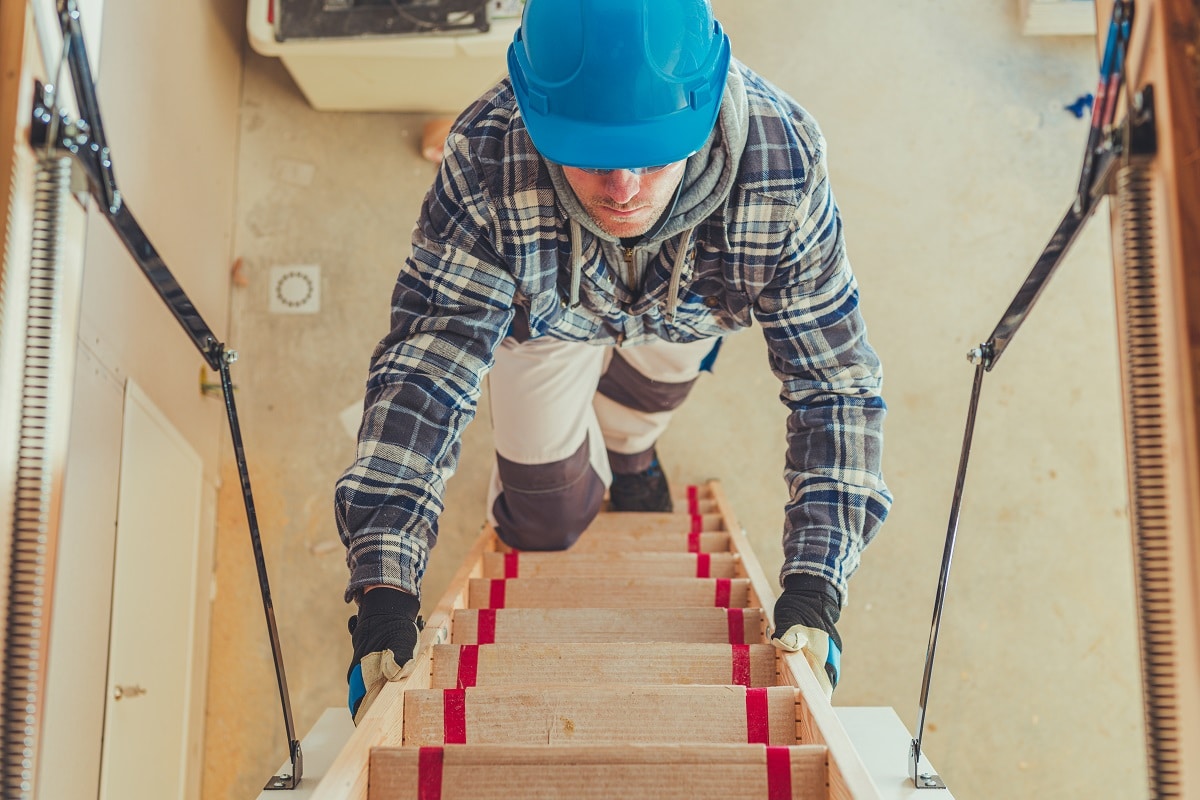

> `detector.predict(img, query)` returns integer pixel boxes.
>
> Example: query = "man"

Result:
[338,0,891,722]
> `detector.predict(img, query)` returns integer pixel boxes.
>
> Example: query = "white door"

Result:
[99,381,203,800]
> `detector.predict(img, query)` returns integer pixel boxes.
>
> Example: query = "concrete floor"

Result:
[203,2,1147,797]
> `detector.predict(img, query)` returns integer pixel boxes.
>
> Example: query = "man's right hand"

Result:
[346,587,422,724]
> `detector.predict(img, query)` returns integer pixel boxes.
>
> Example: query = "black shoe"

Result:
[609,457,673,512]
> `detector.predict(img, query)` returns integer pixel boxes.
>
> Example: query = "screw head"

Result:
[224,349,239,364]
[966,347,984,364]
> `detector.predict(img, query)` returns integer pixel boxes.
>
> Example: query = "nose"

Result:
[603,170,641,205]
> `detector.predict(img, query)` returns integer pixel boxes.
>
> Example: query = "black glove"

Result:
[346,587,422,723]
[770,574,843,696]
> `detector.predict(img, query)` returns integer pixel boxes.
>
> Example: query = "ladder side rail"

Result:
[708,480,883,800]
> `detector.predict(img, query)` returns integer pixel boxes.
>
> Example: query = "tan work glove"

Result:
[346,587,421,724]
[769,575,842,700]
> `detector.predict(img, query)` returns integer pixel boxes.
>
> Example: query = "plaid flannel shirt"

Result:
[336,62,892,604]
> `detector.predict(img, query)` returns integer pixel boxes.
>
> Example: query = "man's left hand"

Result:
[770,575,842,699]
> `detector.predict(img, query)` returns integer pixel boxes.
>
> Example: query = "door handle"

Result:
[112,684,147,701]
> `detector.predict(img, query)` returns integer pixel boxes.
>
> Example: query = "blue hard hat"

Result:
[507,0,732,170]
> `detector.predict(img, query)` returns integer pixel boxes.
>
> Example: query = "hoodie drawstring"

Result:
[665,229,693,322]
[569,218,583,309]
[566,221,694,321]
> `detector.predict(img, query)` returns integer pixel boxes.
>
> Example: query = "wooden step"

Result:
[430,643,778,688]
[368,744,828,800]
[669,497,718,514]
[524,529,729,554]
[450,608,766,645]
[481,551,738,579]
[402,685,799,746]
[585,511,725,533]
[467,577,751,609]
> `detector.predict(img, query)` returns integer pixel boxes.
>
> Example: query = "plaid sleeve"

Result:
[754,137,892,605]
[335,135,516,603]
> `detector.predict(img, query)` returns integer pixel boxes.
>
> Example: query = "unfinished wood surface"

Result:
[466,577,751,609]
[481,550,738,578]
[402,685,798,746]
[368,744,829,800]
[583,511,725,533]
[531,528,730,554]
[450,607,767,645]
[430,643,779,688]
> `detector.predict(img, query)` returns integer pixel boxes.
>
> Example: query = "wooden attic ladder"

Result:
[313,480,884,799]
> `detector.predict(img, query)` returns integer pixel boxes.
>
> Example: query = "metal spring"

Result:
[1116,162,1180,799]
[3,155,71,800]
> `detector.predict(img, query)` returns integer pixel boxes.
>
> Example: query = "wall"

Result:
[26,0,245,797]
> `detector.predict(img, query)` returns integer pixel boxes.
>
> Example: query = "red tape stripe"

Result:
[727,608,745,644]
[746,687,769,744]
[503,552,519,578]
[476,609,496,645]
[443,689,466,744]
[687,531,701,553]
[489,579,507,609]
[687,485,699,514]
[696,553,711,578]
[714,578,732,608]
[766,746,792,800]
[690,513,703,533]
[732,644,751,686]
[418,747,444,800]
[456,645,479,688]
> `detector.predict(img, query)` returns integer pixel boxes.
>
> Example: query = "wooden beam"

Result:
[402,685,798,746]
[481,551,738,578]
[430,643,779,688]
[450,607,766,645]
[465,577,751,609]
[367,744,829,800]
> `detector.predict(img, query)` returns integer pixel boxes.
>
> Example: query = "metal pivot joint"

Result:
[21,0,304,790]
[908,0,1155,788]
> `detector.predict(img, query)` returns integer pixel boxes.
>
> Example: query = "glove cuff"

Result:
[782,573,841,621]
[358,587,421,620]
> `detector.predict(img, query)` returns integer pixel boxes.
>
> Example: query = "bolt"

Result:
[966,347,984,364]
[923,778,939,787]
[224,349,239,364]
